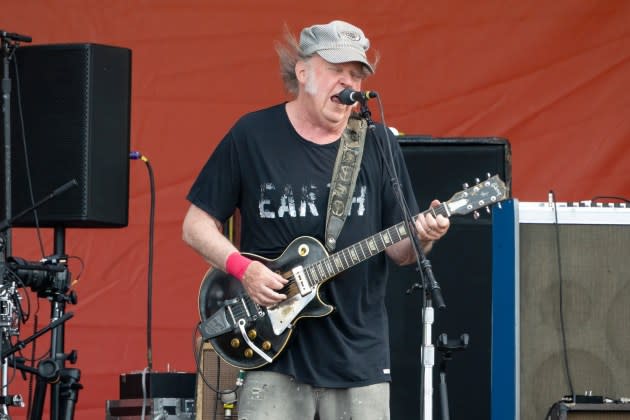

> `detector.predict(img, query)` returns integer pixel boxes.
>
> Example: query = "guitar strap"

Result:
[324,113,368,252]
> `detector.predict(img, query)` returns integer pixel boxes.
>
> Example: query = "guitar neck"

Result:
[306,203,450,284]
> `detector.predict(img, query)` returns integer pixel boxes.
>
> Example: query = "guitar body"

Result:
[198,236,333,369]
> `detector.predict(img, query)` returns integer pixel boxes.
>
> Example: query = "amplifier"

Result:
[548,402,630,419]
[492,200,630,420]
[105,397,195,419]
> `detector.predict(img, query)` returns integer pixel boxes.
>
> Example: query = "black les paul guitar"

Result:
[198,175,507,369]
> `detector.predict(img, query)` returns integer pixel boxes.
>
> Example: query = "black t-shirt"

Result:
[187,103,419,388]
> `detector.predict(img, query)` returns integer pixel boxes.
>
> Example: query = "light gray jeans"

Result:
[236,371,390,420]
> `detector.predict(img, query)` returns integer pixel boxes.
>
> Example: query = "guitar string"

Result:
[231,203,451,317]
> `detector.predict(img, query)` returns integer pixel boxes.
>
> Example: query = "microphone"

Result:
[336,88,378,105]
[0,30,32,43]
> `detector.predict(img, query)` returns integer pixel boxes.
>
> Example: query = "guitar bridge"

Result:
[292,265,311,295]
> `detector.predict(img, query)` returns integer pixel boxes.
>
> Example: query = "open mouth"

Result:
[330,94,343,104]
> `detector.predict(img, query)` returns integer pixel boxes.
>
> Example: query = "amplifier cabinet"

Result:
[105,397,195,419]
[492,201,630,420]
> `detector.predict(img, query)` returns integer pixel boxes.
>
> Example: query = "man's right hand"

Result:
[241,261,288,307]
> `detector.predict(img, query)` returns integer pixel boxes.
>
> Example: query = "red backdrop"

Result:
[4,1,630,418]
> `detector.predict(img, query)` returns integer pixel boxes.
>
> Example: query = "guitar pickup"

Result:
[292,265,311,295]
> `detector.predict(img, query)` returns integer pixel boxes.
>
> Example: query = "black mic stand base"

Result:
[421,305,435,420]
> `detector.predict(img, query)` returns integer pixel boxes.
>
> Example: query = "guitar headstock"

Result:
[445,175,508,217]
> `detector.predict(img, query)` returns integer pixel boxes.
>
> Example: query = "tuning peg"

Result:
[497,202,502,209]
[462,182,469,189]
[475,177,480,184]
[473,210,480,219]
[485,206,491,214]
[486,172,492,179]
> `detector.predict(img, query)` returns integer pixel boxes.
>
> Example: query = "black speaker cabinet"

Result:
[388,136,511,420]
[196,342,241,420]
[0,43,131,227]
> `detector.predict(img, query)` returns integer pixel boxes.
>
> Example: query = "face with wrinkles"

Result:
[296,55,367,131]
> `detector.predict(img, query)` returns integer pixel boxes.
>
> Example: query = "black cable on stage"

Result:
[130,151,156,372]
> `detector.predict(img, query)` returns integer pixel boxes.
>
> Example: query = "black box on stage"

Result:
[547,402,630,419]
[105,397,195,419]
[119,372,196,399]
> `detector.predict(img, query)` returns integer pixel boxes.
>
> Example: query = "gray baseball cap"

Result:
[299,20,374,74]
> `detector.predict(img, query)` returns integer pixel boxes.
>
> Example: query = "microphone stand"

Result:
[1,28,31,420]
[359,99,446,420]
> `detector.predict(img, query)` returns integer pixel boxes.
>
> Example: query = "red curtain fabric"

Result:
[4,1,630,418]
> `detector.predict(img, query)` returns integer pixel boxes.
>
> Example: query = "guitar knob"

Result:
[262,341,272,351]
[247,329,257,340]
[244,348,254,358]
[230,338,241,348]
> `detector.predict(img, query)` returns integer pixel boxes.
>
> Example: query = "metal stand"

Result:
[436,333,469,420]
[421,305,435,420]
[0,258,23,419]
[358,96,446,420]
[1,28,32,420]
[28,227,81,420]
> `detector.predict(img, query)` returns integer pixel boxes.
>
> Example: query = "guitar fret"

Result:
[324,258,335,276]
[342,249,351,267]
[374,234,385,251]
[332,255,344,271]
[349,247,359,263]
[396,223,407,239]
[304,269,313,287]
[381,230,392,246]
[354,243,363,261]
[358,241,368,259]
[367,237,378,254]
[322,261,330,278]
[316,262,325,279]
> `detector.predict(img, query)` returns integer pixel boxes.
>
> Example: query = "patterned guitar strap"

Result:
[324,113,368,252]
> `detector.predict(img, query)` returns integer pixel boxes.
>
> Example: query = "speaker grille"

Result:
[520,224,630,419]
[1,43,131,227]
[196,343,240,420]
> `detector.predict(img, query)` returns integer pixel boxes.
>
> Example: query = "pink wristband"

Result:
[225,252,253,281]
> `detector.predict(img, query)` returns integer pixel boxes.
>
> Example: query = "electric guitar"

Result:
[198,175,508,369]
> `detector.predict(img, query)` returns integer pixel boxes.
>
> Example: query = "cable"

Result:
[549,190,575,400]
[130,151,156,372]
[12,54,46,259]
[192,323,243,420]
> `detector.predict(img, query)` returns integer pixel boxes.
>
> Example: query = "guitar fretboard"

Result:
[304,203,449,285]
